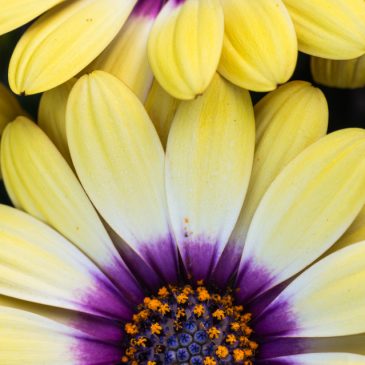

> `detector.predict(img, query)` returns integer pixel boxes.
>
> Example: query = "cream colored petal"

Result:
[148,0,224,100]
[0,0,65,35]
[259,242,365,337]
[166,74,255,280]
[231,81,328,247]
[238,129,365,301]
[0,306,122,364]
[1,117,142,303]
[283,0,365,59]
[9,0,136,94]
[145,79,180,148]
[0,205,130,319]
[311,55,365,89]
[87,10,159,102]
[67,71,178,283]
[265,353,365,365]
[218,0,297,91]
[38,78,76,165]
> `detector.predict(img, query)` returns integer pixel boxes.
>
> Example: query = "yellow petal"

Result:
[1,116,142,302]
[0,205,129,319]
[259,242,365,337]
[0,306,122,364]
[67,71,178,283]
[218,0,297,91]
[38,78,77,165]
[166,74,255,279]
[0,0,64,35]
[311,55,365,89]
[87,7,161,101]
[145,79,180,148]
[0,82,24,132]
[148,0,224,99]
[328,205,365,254]
[283,0,365,59]
[238,129,365,301]
[265,353,365,365]
[231,81,328,247]
[9,0,136,94]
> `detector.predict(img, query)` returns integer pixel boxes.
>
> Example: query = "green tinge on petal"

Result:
[219,0,297,91]
[38,78,77,165]
[283,0,365,59]
[0,83,25,132]
[0,0,65,35]
[148,0,224,100]
[145,79,180,148]
[9,0,137,95]
[87,13,155,102]
[311,55,365,89]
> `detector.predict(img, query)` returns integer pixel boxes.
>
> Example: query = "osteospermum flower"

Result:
[1,72,365,364]
[3,0,365,99]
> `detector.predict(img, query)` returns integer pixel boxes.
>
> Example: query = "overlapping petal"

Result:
[67,71,178,286]
[0,205,130,320]
[9,0,136,94]
[237,129,365,302]
[87,0,164,101]
[216,81,328,284]
[145,79,180,148]
[219,0,297,91]
[256,242,365,337]
[166,74,255,280]
[0,0,64,35]
[38,78,76,165]
[1,116,142,303]
[311,55,365,89]
[0,306,122,364]
[148,0,224,99]
[283,0,365,59]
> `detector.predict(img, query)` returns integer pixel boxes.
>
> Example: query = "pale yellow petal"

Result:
[1,116,141,302]
[166,74,255,279]
[328,205,365,254]
[0,205,129,319]
[145,79,180,147]
[231,81,328,246]
[260,242,365,337]
[87,11,157,101]
[0,306,122,364]
[0,0,65,35]
[148,0,224,99]
[265,353,365,365]
[9,0,137,94]
[219,0,297,91]
[67,71,178,283]
[38,78,76,165]
[311,55,365,89]
[238,129,365,301]
[283,0,365,59]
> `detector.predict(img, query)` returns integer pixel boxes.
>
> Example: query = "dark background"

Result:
[1,28,365,204]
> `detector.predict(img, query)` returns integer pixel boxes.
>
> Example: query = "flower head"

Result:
[1,72,365,364]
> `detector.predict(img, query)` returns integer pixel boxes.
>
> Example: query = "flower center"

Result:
[121,282,258,364]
